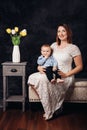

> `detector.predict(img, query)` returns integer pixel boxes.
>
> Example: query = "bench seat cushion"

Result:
[28,78,87,103]
[65,80,87,102]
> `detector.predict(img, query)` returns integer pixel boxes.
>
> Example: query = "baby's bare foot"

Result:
[51,79,56,84]
[57,78,64,83]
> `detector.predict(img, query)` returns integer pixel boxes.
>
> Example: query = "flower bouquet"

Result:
[6,27,27,63]
[6,27,27,45]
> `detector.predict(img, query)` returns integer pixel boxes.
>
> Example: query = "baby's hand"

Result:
[44,56,49,59]
[53,66,57,71]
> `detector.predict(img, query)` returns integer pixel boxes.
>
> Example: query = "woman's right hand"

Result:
[37,66,46,73]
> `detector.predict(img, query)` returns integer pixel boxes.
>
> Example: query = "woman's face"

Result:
[57,26,67,41]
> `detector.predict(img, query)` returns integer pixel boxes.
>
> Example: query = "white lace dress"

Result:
[28,42,81,119]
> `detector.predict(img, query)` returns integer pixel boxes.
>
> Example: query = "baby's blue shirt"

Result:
[37,55,58,67]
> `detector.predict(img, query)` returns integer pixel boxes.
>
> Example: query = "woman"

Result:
[28,24,83,120]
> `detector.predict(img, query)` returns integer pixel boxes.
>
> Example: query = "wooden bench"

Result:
[28,78,87,103]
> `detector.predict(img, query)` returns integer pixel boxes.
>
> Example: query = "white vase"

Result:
[12,45,20,63]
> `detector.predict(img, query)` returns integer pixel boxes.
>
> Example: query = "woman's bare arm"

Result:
[58,55,83,78]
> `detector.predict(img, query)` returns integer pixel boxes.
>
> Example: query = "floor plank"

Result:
[0,103,87,130]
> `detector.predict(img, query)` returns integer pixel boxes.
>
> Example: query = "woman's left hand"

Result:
[58,70,68,78]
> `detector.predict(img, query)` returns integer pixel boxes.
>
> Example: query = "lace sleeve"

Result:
[70,45,81,57]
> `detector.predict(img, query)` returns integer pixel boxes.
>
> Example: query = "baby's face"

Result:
[41,46,51,58]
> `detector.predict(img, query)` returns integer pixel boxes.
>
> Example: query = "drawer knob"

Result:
[11,69,17,72]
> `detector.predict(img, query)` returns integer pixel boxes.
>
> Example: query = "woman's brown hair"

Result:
[56,24,72,45]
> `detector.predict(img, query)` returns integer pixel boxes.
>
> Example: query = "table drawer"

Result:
[3,65,23,76]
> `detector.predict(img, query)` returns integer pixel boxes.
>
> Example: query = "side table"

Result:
[2,62,27,112]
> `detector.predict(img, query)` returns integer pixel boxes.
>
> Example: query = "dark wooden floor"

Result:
[0,103,87,130]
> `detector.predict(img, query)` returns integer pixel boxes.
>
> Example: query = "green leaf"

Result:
[11,36,20,45]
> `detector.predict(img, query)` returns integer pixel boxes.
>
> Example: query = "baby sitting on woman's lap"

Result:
[37,44,64,83]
